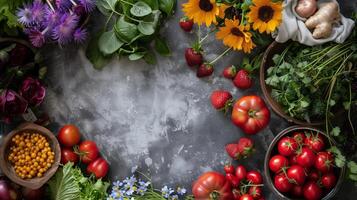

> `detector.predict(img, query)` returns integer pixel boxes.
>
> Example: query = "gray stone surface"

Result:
[2,0,356,199]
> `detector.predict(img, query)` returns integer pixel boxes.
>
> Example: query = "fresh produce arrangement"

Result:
[86,0,176,69]
[225,137,255,160]
[266,129,341,200]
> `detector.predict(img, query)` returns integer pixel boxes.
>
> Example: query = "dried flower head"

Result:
[53,13,79,45]
[73,28,88,43]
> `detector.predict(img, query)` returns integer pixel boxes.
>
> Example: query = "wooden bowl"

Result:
[264,126,345,200]
[259,41,324,126]
[0,123,60,189]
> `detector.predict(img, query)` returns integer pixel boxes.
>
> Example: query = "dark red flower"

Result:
[0,89,28,117]
[19,77,46,107]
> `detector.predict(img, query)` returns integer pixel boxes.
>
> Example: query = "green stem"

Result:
[348,84,355,135]
[119,0,135,6]
[112,10,142,23]
[104,12,114,30]
[208,48,232,65]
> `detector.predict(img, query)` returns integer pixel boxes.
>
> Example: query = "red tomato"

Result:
[277,137,298,156]
[292,132,306,145]
[224,164,235,174]
[303,181,322,200]
[235,165,247,181]
[289,155,298,165]
[79,140,99,164]
[274,173,292,193]
[321,172,337,190]
[61,148,79,164]
[246,170,263,184]
[231,96,270,135]
[304,133,325,152]
[287,165,306,185]
[192,171,233,200]
[57,125,81,147]
[87,157,109,178]
[248,186,262,200]
[315,151,334,173]
[233,189,242,200]
[296,147,316,168]
[226,174,240,187]
[269,155,289,173]
[240,194,254,200]
[308,169,320,182]
[291,185,303,197]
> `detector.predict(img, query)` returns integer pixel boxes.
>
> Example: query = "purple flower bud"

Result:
[28,28,47,48]
[19,77,46,107]
[56,0,72,11]
[73,28,88,43]
[53,13,79,45]
[78,0,96,13]
[17,4,33,25]
[31,0,47,24]
[0,90,28,117]
[44,7,62,28]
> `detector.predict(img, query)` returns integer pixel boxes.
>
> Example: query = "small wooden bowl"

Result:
[259,41,324,126]
[0,123,60,189]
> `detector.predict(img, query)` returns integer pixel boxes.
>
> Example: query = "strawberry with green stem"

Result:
[179,16,194,32]
[233,54,263,89]
[210,90,233,114]
[225,137,255,160]
[223,65,237,79]
[198,47,232,77]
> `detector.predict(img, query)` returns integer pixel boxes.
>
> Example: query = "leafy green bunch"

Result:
[87,0,176,69]
[0,0,29,36]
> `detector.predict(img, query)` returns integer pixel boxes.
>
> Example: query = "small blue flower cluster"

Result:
[107,175,187,200]
[17,0,96,47]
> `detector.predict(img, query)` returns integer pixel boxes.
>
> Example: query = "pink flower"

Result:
[19,77,46,107]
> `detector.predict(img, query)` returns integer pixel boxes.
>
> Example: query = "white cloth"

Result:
[274,0,355,46]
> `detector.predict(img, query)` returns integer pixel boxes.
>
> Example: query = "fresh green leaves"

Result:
[87,0,176,68]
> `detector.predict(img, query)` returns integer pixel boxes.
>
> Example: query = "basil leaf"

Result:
[159,0,175,15]
[114,16,139,42]
[138,22,155,35]
[96,0,117,15]
[129,52,146,60]
[98,30,124,55]
[154,37,171,56]
[142,0,159,10]
[130,1,152,17]
[86,33,110,70]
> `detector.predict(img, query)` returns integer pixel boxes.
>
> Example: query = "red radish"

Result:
[233,69,252,89]
[197,63,213,77]
[222,65,237,79]
[185,48,203,67]
[210,90,232,110]
[179,17,194,32]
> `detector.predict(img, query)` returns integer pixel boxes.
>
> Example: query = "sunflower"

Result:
[216,19,255,53]
[246,0,283,34]
[182,0,220,26]
[217,3,229,19]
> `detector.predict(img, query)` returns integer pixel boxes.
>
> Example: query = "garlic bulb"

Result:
[295,0,317,18]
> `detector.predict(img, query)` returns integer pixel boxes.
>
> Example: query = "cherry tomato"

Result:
[235,165,247,181]
[240,194,254,200]
[287,165,306,185]
[274,173,292,193]
[277,137,298,156]
[224,164,235,174]
[246,170,263,184]
[291,185,303,197]
[296,147,316,168]
[304,133,325,152]
[231,95,270,135]
[321,172,337,190]
[308,169,320,182]
[226,173,240,188]
[292,132,306,145]
[289,155,298,165]
[61,148,79,164]
[87,157,109,178]
[192,171,233,200]
[233,189,242,200]
[315,151,334,173]
[248,186,262,200]
[57,124,81,147]
[303,181,322,200]
[269,155,289,173]
[79,140,99,164]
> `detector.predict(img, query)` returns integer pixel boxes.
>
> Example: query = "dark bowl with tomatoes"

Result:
[264,126,345,200]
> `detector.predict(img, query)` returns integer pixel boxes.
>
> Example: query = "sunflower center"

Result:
[231,27,244,37]
[258,6,274,22]
[199,0,213,12]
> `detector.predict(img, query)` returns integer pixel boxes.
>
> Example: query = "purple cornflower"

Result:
[44,7,61,28]
[53,13,79,45]
[28,28,48,47]
[17,4,33,25]
[31,0,47,24]
[78,0,96,13]
[73,28,88,43]
[55,0,72,11]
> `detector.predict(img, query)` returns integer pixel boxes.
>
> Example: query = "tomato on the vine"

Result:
[233,189,242,200]
[287,165,306,185]
[224,164,235,174]
[321,173,337,190]
[274,173,292,193]
[58,124,81,147]
[296,147,316,168]
[240,194,254,200]
[269,155,289,173]
[226,173,240,187]
[292,132,306,145]
[291,185,303,197]
[87,157,109,178]
[277,137,298,156]
[79,140,99,164]
[289,155,298,165]
[192,172,233,200]
[246,170,262,184]
[235,165,247,181]
[308,169,320,182]
[315,151,334,173]
[248,186,262,200]
[303,181,322,200]
[60,148,79,164]
[231,95,270,135]
[304,133,325,152]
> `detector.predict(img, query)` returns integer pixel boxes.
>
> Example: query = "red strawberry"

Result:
[197,63,213,77]
[210,90,233,111]
[179,17,194,32]
[233,69,252,89]
[185,48,203,67]
[222,65,237,79]
[225,137,254,160]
